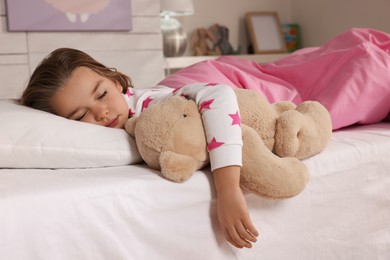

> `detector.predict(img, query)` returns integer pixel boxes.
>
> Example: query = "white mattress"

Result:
[1,123,390,259]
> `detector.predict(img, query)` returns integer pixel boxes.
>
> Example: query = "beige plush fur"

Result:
[126,88,332,199]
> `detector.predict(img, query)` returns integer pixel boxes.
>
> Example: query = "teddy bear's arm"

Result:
[159,151,198,182]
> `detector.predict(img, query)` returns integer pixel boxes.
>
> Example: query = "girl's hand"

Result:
[217,186,259,248]
[213,166,259,248]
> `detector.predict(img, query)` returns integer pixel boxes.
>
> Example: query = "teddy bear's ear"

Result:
[125,117,138,137]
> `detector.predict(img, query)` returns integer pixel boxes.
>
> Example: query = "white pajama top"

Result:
[123,83,242,171]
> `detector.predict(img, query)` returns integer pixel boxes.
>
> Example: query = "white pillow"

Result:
[0,100,142,168]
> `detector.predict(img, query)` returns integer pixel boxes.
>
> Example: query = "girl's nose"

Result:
[93,105,109,121]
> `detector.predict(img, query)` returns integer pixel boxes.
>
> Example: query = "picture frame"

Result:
[245,12,287,54]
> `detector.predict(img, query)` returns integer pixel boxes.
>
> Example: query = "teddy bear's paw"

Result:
[159,151,199,183]
[241,157,309,199]
[294,101,332,158]
[274,110,303,157]
[241,124,309,199]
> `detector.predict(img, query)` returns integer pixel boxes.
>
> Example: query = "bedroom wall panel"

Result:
[0,0,165,100]
[0,17,27,54]
[0,12,29,99]
[131,16,161,34]
[0,65,29,99]
[0,0,4,15]
[132,0,159,15]
[27,33,161,53]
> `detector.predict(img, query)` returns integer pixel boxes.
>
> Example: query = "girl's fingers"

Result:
[228,226,252,248]
[224,229,243,249]
[236,221,257,243]
[242,217,259,238]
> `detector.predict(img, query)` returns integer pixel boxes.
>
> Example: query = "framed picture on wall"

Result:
[245,12,287,54]
[6,0,132,31]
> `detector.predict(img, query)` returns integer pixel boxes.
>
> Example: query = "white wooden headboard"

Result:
[0,0,165,99]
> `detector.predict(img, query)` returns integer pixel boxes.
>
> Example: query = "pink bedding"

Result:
[159,28,390,130]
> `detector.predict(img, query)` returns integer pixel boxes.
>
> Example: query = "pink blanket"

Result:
[159,28,390,130]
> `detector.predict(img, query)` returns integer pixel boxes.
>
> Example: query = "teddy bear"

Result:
[125,88,332,199]
[208,23,240,55]
[190,27,222,56]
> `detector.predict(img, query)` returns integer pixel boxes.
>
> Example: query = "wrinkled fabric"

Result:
[159,28,390,130]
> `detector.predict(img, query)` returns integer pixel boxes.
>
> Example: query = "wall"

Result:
[291,0,390,47]
[180,0,390,52]
[2,0,390,98]
[178,0,292,55]
[0,0,165,99]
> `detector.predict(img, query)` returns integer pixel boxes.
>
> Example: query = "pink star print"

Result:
[229,111,241,126]
[142,97,153,110]
[128,108,135,117]
[207,138,224,151]
[180,94,189,99]
[172,87,183,94]
[199,99,214,112]
[126,88,133,97]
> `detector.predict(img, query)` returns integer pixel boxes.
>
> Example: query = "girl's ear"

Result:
[115,81,123,92]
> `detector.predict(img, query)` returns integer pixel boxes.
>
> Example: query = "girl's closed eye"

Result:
[98,91,107,100]
[75,112,86,121]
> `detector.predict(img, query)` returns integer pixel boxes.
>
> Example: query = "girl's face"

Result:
[51,66,129,129]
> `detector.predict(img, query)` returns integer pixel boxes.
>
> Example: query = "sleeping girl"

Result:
[20,48,259,249]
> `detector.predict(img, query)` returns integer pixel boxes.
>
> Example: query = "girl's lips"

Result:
[105,116,119,128]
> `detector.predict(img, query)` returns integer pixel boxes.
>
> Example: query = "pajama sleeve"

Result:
[171,83,243,171]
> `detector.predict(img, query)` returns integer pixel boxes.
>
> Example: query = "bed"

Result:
[1,0,390,257]
[1,110,390,259]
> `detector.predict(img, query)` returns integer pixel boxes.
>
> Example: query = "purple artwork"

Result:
[6,0,132,31]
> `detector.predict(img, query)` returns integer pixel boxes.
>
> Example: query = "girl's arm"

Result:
[173,83,259,248]
[130,83,259,248]
[171,83,242,170]
[213,166,259,248]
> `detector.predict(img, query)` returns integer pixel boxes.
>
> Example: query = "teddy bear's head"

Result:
[126,96,209,182]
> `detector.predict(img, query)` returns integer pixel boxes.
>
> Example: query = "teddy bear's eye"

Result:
[183,114,188,118]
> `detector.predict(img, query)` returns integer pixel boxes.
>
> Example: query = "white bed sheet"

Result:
[1,123,390,260]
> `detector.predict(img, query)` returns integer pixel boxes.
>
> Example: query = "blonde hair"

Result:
[20,48,133,113]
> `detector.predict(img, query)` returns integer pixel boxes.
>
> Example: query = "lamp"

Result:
[160,0,194,57]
